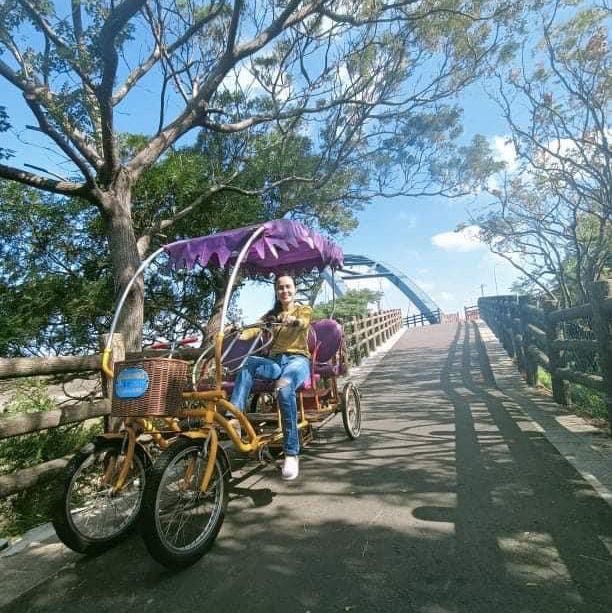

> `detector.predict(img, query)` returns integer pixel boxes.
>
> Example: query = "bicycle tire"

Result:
[140,437,229,568]
[341,382,362,439]
[51,438,147,554]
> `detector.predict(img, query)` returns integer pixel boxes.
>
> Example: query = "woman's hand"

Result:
[277,313,300,327]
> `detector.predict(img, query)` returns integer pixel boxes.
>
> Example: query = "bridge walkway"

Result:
[1,322,611,612]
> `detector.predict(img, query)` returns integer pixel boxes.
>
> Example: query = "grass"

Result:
[536,367,607,422]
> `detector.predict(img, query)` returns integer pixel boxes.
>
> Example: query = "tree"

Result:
[0,181,112,356]
[472,1,611,306]
[313,288,381,321]
[0,105,12,160]
[0,0,519,349]
[0,128,362,356]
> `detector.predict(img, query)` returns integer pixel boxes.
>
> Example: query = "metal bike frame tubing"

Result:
[219,225,266,333]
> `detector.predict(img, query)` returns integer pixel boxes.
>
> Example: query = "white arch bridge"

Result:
[319,254,441,324]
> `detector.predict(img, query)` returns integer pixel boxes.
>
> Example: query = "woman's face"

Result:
[276,275,295,308]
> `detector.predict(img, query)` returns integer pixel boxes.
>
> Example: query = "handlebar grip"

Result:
[101,348,114,379]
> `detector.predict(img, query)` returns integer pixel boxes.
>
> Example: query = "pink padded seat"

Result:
[309,319,344,377]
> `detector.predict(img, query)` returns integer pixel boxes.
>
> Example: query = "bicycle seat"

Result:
[309,319,345,377]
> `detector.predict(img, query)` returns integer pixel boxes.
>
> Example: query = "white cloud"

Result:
[491,135,518,172]
[431,225,484,252]
[221,61,293,102]
[337,62,351,87]
[439,291,454,301]
[221,64,260,94]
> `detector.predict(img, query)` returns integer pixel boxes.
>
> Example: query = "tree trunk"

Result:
[100,175,143,352]
[204,270,236,343]
[205,288,226,344]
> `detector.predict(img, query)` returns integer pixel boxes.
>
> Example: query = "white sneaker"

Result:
[228,418,241,440]
[281,455,299,481]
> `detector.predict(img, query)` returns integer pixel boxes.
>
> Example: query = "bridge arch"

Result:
[319,254,441,324]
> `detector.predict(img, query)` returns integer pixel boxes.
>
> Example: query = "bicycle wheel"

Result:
[51,438,147,554]
[341,382,362,439]
[140,437,229,569]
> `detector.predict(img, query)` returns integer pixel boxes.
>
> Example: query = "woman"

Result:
[230,274,312,480]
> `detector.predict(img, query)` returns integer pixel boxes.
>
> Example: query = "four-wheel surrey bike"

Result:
[52,219,362,568]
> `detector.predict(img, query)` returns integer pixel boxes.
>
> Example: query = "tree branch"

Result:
[0,163,90,198]
[112,2,226,105]
[0,59,102,170]
[97,0,148,180]
[17,0,95,90]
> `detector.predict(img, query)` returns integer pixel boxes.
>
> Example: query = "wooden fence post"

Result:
[519,296,538,387]
[349,317,361,366]
[590,280,612,433]
[502,300,515,359]
[375,314,383,347]
[542,299,570,406]
[359,316,369,360]
[511,298,526,374]
[367,316,376,354]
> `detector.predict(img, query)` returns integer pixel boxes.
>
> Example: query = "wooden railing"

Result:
[464,305,480,321]
[342,309,404,366]
[0,309,404,499]
[404,309,441,328]
[478,280,612,431]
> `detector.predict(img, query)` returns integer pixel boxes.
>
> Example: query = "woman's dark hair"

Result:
[264,300,283,320]
[264,274,294,320]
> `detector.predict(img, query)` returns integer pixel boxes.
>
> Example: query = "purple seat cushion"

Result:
[198,320,344,399]
[222,335,264,372]
[313,363,339,377]
[196,380,235,394]
[308,319,343,362]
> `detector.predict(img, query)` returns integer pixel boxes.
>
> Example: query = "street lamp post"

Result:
[493,263,499,295]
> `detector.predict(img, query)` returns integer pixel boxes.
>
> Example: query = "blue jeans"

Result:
[230,354,310,456]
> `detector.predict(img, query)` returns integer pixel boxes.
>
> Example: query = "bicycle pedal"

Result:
[257,445,274,465]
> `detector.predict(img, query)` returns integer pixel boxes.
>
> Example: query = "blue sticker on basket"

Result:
[115,367,149,399]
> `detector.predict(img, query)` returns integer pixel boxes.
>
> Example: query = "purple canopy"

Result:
[163,219,343,276]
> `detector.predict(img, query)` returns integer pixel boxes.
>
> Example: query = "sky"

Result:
[324,82,522,316]
[236,81,522,319]
[0,11,524,321]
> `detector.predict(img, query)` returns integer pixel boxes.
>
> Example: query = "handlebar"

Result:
[190,322,276,389]
[101,321,287,382]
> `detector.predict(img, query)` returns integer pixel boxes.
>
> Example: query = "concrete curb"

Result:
[476,320,612,509]
[341,326,406,387]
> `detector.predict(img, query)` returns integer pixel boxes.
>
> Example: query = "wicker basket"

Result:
[111,357,190,417]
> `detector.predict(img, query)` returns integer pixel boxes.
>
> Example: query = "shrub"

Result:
[0,380,103,538]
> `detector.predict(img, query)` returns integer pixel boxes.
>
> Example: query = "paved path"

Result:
[2,323,611,613]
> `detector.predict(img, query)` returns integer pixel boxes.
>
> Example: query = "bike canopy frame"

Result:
[102,219,344,386]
